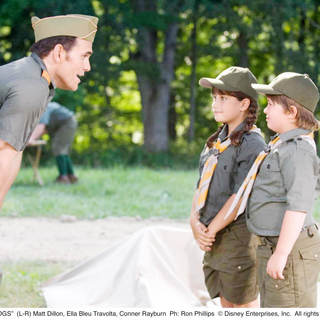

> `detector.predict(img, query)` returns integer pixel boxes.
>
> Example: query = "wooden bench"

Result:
[26,140,47,186]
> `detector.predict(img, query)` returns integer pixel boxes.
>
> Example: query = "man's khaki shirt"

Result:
[0,53,54,151]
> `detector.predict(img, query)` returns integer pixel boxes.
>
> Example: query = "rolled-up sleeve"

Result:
[280,144,318,213]
[0,80,49,151]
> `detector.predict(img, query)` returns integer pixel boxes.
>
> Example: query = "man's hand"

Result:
[0,139,22,208]
[27,139,37,146]
[266,251,288,280]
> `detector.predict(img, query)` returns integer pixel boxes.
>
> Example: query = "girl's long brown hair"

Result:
[206,88,259,147]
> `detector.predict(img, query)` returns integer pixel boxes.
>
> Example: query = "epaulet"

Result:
[293,135,317,153]
[242,127,263,142]
[41,70,51,85]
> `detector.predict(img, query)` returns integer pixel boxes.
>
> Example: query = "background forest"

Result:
[1,0,320,167]
[2,1,320,307]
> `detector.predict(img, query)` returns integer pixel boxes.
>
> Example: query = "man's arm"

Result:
[266,210,306,280]
[28,124,46,144]
[0,139,23,208]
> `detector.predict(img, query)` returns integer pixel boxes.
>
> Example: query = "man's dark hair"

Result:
[30,36,77,58]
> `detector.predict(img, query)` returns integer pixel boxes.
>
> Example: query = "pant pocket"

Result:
[264,259,295,308]
[257,245,295,307]
[299,243,320,298]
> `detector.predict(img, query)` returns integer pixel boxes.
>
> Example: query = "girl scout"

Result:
[190,66,266,307]
[228,72,320,307]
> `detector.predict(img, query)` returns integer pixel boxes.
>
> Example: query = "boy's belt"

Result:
[258,224,319,247]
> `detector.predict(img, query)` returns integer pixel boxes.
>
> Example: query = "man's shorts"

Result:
[203,215,259,304]
[50,116,77,156]
[257,224,320,308]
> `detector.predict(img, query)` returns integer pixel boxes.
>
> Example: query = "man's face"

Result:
[55,38,93,91]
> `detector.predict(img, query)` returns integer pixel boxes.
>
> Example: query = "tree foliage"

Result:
[1,0,320,163]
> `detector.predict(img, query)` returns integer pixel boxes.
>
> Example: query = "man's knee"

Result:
[0,138,16,152]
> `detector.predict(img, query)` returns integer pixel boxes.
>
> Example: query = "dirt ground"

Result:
[0,216,189,262]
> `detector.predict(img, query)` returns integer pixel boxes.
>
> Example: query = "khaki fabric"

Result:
[198,122,266,226]
[203,216,259,304]
[257,225,320,308]
[40,102,77,156]
[247,128,318,236]
[195,137,231,212]
[50,116,77,156]
[0,53,54,151]
[32,14,98,43]
[251,72,319,112]
[199,66,258,102]
[224,135,281,221]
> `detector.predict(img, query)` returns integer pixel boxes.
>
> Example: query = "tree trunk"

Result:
[133,0,178,152]
[237,31,249,67]
[188,0,199,142]
[168,93,177,140]
[140,80,171,151]
[272,5,284,73]
[312,5,320,85]
[311,3,320,155]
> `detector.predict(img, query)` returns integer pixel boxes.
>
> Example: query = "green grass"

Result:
[0,261,69,307]
[2,166,198,219]
[1,166,320,308]
[314,201,320,222]
[4,165,320,221]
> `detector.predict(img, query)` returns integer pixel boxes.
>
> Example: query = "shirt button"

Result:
[275,284,279,289]
[315,254,318,258]
[237,266,242,270]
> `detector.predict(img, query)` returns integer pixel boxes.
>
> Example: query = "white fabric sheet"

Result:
[42,226,210,307]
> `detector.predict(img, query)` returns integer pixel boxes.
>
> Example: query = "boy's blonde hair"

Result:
[268,95,319,131]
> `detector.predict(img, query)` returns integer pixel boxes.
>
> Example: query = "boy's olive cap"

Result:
[199,66,258,102]
[251,72,319,112]
[31,14,98,43]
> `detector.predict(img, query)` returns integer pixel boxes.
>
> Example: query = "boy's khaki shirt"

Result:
[246,128,319,236]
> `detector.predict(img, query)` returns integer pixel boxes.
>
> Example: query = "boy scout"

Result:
[0,14,98,207]
[227,72,320,307]
[29,102,78,183]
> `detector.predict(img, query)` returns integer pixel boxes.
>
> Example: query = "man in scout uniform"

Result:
[0,14,98,207]
[29,101,78,184]
[226,72,320,307]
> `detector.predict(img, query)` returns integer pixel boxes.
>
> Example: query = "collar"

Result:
[278,128,311,143]
[31,53,56,89]
[218,121,246,141]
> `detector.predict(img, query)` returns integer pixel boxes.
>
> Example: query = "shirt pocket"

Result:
[259,153,284,193]
[261,153,281,173]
